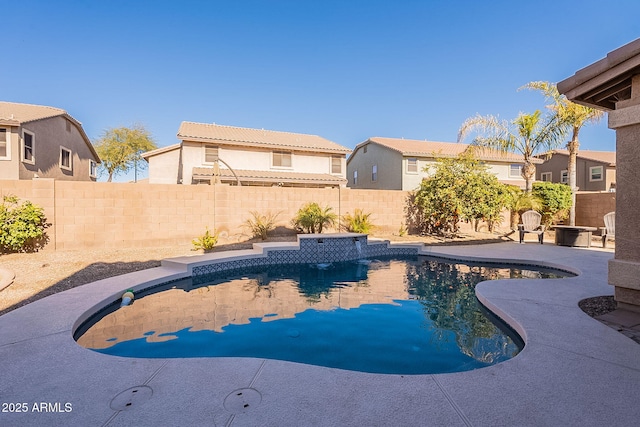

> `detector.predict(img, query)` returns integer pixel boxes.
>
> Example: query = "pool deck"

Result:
[1,242,639,426]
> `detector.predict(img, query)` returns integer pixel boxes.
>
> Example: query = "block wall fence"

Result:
[575,192,616,229]
[0,180,411,251]
[1,179,613,251]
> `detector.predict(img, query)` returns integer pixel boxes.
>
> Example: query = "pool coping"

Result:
[1,240,639,426]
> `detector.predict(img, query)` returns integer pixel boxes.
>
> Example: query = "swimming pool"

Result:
[75,255,571,374]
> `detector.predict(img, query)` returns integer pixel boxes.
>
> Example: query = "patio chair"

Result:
[601,212,615,248]
[518,210,544,244]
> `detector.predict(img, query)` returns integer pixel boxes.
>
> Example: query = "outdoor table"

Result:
[553,225,598,248]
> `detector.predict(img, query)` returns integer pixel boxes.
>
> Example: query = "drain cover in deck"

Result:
[224,388,262,414]
[110,385,153,411]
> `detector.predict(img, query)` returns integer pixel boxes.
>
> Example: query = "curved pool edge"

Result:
[70,236,576,342]
[3,241,640,426]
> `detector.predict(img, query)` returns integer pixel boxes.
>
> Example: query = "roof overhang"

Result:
[141,143,181,160]
[192,167,347,186]
[557,38,640,110]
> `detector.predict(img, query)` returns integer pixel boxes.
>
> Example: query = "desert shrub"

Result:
[244,211,280,240]
[341,209,375,234]
[0,195,49,253]
[291,202,337,234]
[532,182,572,226]
[411,153,508,236]
[191,227,219,251]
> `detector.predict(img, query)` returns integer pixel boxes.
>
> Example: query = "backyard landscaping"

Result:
[0,229,615,319]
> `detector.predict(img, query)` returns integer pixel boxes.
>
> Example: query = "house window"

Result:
[60,146,72,171]
[0,128,8,159]
[353,170,358,185]
[204,145,219,164]
[407,158,418,173]
[590,166,603,182]
[561,170,568,184]
[509,164,522,178]
[372,164,378,182]
[22,130,35,164]
[272,151,292,168]
[363,145,368,154]
[90,160,97,178]
[331,157,342,174]
[540,172,552,182]
[66,120,71,132]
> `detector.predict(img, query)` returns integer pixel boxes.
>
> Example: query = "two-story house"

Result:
[347,137,536,190]
[535,149,616,191]
[142,122,351,187]
[0,101,100,181]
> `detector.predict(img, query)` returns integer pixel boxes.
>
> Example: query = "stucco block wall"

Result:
[575,192,616,229]
[0,180,409,251]
[5,179,611,251]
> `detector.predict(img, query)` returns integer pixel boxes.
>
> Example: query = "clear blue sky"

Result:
[3,0,639,181]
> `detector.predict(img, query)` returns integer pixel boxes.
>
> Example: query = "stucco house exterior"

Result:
[535,149,616,192]
[346,137,537,191]
[0,101,100,181]
[142,122,351,187]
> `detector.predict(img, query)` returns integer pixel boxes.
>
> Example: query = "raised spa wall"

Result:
[162,233,422,285]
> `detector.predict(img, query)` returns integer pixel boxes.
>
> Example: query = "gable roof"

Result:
[177,121,350,154]
[0,101,100,162]
[354,137,537,163]
[141,143,180,159]
[538,149,616,166]
[0,101,67,125]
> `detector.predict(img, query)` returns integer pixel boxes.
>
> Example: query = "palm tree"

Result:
[504,187,541,230]
[521,81,605,225]
[458,110,567,192]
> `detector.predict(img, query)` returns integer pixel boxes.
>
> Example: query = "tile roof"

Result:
[0,101,100,163]
[0,101,67,124]
[178,122,351,154]
[192,167,347,184]
[364,137,535,163]
[541,149,616,166]
[141,143,180,159]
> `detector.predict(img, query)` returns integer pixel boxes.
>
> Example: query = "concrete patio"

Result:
[1,241,639,426]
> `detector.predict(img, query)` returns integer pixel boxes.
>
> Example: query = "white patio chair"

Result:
[601,212,615,248]
[518,210,544,244]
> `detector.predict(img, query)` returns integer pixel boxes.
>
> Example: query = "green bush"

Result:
[532,182,572,226]
[341,209,375,234]
[244,211,280,240]
[291,202,337,234]
[0,195,49,253]
[410,153,507,236]
[191,227,219,251]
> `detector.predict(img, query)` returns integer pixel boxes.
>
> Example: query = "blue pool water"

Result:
[75,256,571,374]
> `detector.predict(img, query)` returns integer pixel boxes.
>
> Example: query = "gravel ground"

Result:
[579,296,617,317]
[0,231,615,319]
